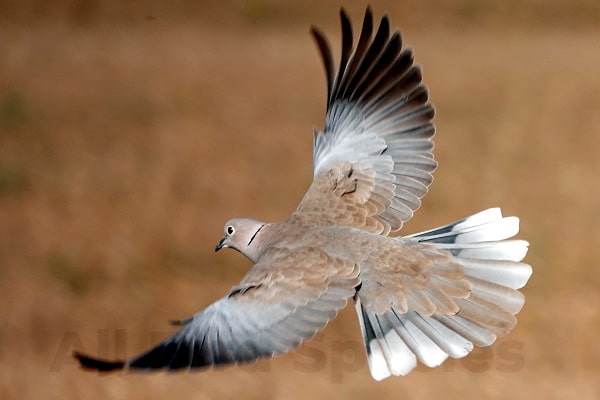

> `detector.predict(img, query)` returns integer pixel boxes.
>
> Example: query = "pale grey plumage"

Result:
[74,7,532,381]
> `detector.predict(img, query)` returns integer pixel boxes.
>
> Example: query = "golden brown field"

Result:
[1,1,599,399]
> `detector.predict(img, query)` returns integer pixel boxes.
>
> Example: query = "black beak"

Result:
[215,238,226,252]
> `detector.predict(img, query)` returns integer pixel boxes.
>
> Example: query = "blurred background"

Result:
[1,0,599,399]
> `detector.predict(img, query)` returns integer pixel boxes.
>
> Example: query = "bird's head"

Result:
[215,218,266,262]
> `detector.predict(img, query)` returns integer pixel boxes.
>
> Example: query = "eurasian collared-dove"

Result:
[74,7,532,381]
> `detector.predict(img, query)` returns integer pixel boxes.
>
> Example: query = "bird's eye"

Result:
[227,226,235,235]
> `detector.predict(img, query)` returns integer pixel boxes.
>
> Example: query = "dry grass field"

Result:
[1,1,599,399]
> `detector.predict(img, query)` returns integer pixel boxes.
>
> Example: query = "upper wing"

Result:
[75,247,360,372]
[291,8,436,235]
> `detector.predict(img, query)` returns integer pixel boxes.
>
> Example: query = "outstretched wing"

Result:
[74,247,360,372]
[291,7,436,235]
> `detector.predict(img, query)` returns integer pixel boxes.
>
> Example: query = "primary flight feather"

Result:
[74,7,532,381]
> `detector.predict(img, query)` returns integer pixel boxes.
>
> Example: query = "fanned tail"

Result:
[356,208,532,380]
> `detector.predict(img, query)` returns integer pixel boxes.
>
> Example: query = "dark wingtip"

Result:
[364,6,374,28]
[73,351,126,372]
[168,317,193,326]
[309,25,323,40]
[310,24,334,103]
[339,7,349,20]
[364,6,374,23]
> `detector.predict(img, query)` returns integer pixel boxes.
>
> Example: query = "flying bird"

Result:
[74,7,532,381]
